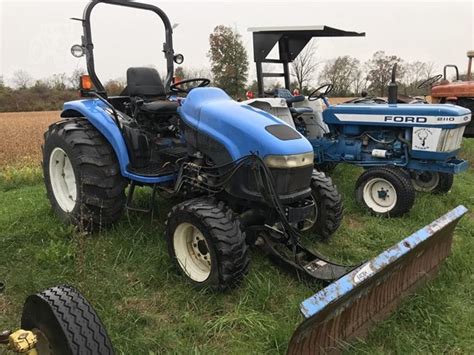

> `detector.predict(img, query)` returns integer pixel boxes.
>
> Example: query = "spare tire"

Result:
[21,285,114,355]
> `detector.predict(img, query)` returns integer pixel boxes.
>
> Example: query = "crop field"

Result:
[0,111,473,354]
[0,111,58,166]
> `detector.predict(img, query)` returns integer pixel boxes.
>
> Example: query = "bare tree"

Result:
[319,56,361,96]
[12,70,33,89]
[49,73,69,91]
[365,51,404,96]
[400,61,437,95]
[291,40,318,91]
[68,68,86,89]
[352,66,370,95]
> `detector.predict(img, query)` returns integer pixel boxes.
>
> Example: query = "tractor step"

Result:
[287,205,468,354]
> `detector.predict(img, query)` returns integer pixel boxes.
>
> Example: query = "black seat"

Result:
[289,107,313,115]
[274,88,313,116]
[126,67,178,115]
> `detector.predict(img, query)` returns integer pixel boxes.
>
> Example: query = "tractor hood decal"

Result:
[334,113,471,125]
[324,103,471,128]
[180,88,313,160]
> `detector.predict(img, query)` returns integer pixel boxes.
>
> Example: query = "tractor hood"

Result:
[431,81,474,98]
[179,88,313,162]
[323,103,471,129]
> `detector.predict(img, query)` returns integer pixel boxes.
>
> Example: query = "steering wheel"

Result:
[170,78,210,94]
[308,83,333,101]
[417,74,442,89]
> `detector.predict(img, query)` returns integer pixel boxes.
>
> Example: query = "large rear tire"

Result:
[302,171,343,240]
[165,198,250,290]
[356,167,415,217]
[21,285,114,355]
[43,118,127,231]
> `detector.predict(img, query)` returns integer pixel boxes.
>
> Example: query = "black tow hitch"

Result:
[283,200,314,224]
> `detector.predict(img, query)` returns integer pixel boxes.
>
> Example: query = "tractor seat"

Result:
[274,88,305,105]
[289,107,313,115]
[126,67,178,115]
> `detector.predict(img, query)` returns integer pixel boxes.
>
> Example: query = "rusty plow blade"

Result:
[287,205,468,355]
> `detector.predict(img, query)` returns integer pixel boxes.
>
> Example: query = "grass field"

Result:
[0,112,473,354]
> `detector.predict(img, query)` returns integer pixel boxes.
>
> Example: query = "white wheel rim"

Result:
[49,147,77,212]
[362,178,397,213]
[412,172,439,192]
[173,223,211,282]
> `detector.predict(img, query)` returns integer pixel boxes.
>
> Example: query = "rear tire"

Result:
[302,171,343,240]
[410,171,454,194]
[21,285,114,355]
[165,198,250,290]
[356,167,415,217]
[43,118,127,231]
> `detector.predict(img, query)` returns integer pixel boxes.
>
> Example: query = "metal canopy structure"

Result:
[249,26,365,97]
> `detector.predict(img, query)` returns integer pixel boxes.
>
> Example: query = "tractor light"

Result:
[70,44,85,58]
[80,75,93,91]
[264,152,314,168]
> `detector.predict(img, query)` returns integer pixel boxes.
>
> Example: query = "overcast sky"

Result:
[1,0,473,86]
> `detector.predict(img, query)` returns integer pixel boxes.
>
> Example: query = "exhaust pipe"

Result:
[287,205,468,354]
[467,50,474,81]
[388,63,398,104]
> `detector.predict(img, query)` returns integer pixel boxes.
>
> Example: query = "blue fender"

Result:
[61,99,174,184]
[180,88,313,160]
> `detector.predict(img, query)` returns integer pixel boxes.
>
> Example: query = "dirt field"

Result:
[0,111,59,166]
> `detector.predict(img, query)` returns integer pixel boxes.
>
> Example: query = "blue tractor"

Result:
[43,0,345,290]
[245,26,471,217]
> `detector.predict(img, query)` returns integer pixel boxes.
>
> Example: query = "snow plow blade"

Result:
[288,205,468,354]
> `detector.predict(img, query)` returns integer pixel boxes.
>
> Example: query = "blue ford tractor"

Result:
[245,26,471,217]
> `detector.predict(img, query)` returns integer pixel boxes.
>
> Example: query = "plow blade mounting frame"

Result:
[288,205,468,354]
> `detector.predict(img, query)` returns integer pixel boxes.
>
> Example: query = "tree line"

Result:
[0,25,448,112]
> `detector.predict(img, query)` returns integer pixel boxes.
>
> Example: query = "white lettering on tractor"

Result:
[437,117,455,122]
[384,116,427,123]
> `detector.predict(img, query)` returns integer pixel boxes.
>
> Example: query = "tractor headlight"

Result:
[264,152,314,168]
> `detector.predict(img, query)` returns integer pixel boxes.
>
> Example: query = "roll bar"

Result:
[80,0,175,94]
[443,65,459,81]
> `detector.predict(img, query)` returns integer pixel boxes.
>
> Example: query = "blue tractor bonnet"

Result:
[179,87,313,160]
[324,103,471,129]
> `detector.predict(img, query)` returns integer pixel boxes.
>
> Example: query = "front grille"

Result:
[270,166,313,195]
[437,126,465,152]
[228,164,313,201]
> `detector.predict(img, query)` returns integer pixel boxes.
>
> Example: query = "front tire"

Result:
[165,198,250,290]
[21,285,114,355]
[301,171,343,240]
[356,167,415,217]
[410,171,454,194]
[43,118,127,231]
